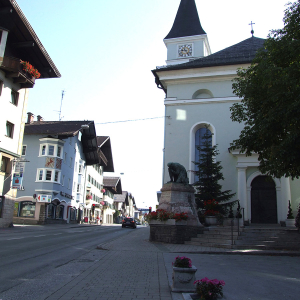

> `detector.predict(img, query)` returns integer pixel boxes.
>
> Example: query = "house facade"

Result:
[84,136,115,224]
[152,0,300,225]
[14,118,99,224]
[0,0,60,227]
[103,176,122,224]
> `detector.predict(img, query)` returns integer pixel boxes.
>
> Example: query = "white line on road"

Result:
[6,237,25,240]
[33,235,46,237]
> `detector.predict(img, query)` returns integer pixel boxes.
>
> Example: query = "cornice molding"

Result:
[164,96,241,106]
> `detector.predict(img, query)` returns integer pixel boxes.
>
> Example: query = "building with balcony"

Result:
[84,136,114,224]
[103,176,122,224]
[0,0,60,227]
[14,117,99,224]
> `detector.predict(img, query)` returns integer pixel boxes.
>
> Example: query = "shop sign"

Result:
[60,191,73,199]
[15,162,25,173]
[12,173,23,189]
[37,194,52,203]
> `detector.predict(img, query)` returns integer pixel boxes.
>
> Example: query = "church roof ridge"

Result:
[156,36,266,71]
[164,0,206,40]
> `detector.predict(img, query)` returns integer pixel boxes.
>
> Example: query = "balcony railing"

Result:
[0,56,36,88]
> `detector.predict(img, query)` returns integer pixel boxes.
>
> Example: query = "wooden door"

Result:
[251,176,277,223]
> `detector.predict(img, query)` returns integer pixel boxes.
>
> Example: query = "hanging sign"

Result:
[12,173,23,189]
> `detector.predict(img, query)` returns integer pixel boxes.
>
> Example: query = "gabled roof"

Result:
[97,136,114,172]
[0,0,60,78]
[165,0,206,40]
[24,120,99,165]
[158,37,265,71]
[113,191,128,202]
[103,176,122,194]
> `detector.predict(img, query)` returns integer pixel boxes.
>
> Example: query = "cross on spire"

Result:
[249,21,255,37]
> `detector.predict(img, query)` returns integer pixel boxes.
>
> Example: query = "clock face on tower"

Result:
[178,44,193,57]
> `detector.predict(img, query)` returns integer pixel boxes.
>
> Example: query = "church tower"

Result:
[164,0,211,65]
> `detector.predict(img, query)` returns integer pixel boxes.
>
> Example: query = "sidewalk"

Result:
[44,226,300,300]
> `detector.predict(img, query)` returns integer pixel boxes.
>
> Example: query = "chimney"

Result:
[37,115,44,122]
[27,112,34,124]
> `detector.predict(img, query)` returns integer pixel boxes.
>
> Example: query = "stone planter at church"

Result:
[286,219,296,227]
[149,219,176,225]
[172,265,197,292]
[205,216,217,226]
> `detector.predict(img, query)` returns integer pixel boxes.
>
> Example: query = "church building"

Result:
[152,0,300,225]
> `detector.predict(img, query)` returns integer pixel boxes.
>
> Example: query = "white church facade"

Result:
[152,0,300,225]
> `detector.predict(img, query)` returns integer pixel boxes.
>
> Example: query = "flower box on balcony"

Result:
[0,56,38,88]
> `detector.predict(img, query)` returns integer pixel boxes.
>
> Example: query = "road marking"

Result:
[53,233,62,235]
[6,237,25,240]
[33,235,46,237]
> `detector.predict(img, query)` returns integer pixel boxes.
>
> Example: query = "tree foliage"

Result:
[193,128,235,214]
[230,0,300,179]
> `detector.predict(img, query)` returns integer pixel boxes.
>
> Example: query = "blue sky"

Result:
[16,0,289,209]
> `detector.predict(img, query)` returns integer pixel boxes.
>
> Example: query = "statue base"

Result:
[157,182,202,227]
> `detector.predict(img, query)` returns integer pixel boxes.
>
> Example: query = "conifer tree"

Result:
[193,127,235,215]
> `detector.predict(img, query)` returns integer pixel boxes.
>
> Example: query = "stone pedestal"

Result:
[149,182,204,244]
[158,182,201,227]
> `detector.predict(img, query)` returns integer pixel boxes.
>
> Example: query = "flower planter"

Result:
[205,216,217,226]
[172,265,197,292]
[286,219,296,227]
[175,220,188,225]
[149,219,176,225]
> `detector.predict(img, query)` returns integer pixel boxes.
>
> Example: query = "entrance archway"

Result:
[251,176,277,223]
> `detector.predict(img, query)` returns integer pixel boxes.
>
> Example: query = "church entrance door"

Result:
[251,176,277,224]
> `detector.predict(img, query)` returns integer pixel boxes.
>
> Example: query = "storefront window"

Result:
[13,202,19,217]
[19,201,36,218]
[56,205,64,219]
[70,208,76,221]
[47,204,56,219]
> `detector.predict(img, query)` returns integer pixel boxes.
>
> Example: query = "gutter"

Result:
[151,69,167,94]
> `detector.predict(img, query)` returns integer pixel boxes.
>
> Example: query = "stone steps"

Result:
[184,225,300,250]
[185,225,242,248]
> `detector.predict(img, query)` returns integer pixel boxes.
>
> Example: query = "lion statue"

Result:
[167,162,189,184]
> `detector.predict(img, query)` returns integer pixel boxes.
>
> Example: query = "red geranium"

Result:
[21,60,41,79]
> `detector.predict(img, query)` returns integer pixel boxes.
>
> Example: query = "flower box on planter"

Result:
[172,266,197,292]
[286,219,296,227]
[149,219,176,225]
[205,216,217,226]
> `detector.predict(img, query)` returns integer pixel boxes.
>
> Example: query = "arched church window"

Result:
[194,127,212,182]
[192,89,213,99]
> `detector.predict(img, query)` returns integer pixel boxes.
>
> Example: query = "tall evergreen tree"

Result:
[193,128,235,215]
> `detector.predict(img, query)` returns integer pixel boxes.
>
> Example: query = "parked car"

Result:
[135,220,141,225]
[122,217,136,229]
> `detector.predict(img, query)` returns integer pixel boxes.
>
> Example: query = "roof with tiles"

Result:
[113,191,128,202]
[103,177,120,187]
[103,176,122,194]
[24,120,93,136]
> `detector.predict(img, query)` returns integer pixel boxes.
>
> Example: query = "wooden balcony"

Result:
[0,56,35,88]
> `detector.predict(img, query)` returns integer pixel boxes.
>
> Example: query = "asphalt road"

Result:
[0,224,134,299]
